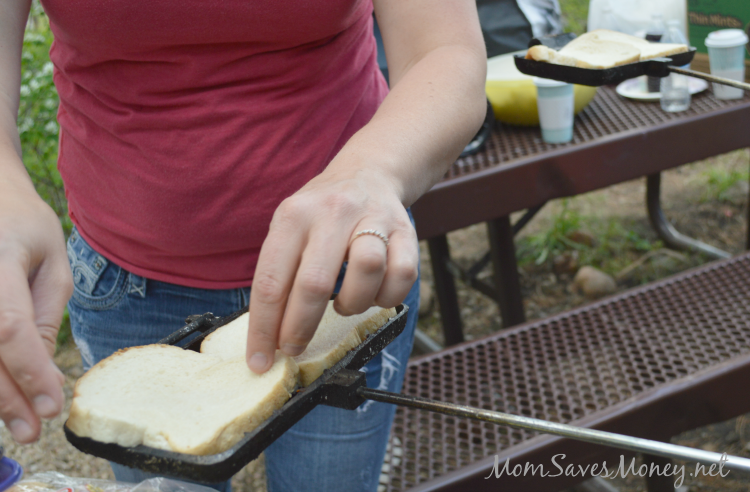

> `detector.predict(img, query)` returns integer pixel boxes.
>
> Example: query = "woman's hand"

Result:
[0,0,71,442]
[0,172,71,443]
[245,0,486,372]
[245,163,418,371]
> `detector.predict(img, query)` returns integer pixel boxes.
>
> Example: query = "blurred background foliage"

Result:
[558,0,589,35]
[19,1,71,237]
[20,1,71,347]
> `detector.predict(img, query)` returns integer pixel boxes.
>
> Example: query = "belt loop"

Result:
[239,287,251,309]
[128,273,147,298]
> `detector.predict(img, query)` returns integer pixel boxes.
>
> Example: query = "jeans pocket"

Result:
[67,228,129,310]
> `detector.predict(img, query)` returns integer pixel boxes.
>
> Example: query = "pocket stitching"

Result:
[67,231,130,311]
[70,267,129,310]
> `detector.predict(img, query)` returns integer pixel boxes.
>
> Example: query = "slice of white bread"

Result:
[526,29,688,69]
[573,30,688,59]
[67,344,298,455]
[528,41,641,69]
[201,301,397,386]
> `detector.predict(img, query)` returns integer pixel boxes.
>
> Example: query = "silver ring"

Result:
[352,229,389,247]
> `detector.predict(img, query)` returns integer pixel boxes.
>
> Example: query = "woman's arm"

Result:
[245,0,486,372]
[0,0,71,442]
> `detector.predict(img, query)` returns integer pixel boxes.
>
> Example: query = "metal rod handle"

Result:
[669,66,750,91]
[358,387,750,473]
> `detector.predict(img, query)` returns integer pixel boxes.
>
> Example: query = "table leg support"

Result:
[427,236,464,346]
[646,173,731,260]
[487,216,526,327]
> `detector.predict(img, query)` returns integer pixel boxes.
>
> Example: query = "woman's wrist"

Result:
[325,126,449,208]
[0,149,36,194]
[323,148,407,203]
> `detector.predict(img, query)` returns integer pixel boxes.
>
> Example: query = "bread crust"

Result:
[296,306,396,387]
[526,45,553,62]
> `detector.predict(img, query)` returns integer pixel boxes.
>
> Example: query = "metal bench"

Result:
[380,252,750,491]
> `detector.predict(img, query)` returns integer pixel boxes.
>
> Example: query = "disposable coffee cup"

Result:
[533,77,574,144]
[705,29,749,100]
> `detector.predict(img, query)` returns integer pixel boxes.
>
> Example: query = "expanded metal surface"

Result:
[379,254,750,491]
[446,85,750,181]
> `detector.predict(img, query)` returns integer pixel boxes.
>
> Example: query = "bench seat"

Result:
[380,252,750,491]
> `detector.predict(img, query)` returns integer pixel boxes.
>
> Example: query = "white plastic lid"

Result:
[533,77,569,88]
[705,29,749,48]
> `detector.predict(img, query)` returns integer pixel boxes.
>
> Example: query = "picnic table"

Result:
[412,84,750,346]
[379,85,750,492]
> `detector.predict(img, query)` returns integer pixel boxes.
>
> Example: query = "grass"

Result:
[516,199,583,266]
[702,167,750,202]
[516,203,666,281]
[558,0,589,35]
[513,150,750,292]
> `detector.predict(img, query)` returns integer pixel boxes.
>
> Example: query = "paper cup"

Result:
[705,29,749,100]
[533,77,574,144]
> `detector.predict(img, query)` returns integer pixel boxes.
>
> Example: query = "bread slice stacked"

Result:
[67,301,396,455]
[67,345,298,455]
[526,29,688,69]
[202,302,396,386]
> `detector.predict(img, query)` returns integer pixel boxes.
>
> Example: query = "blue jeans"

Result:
[67,227,419,492]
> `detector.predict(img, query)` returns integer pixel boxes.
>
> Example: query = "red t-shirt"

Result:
[40,0,388,288]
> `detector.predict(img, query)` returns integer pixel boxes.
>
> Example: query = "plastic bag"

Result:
[7,472,218,492]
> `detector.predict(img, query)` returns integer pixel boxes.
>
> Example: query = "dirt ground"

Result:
[4,150,750,492]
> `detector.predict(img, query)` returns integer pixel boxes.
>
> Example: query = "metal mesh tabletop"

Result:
[451,85,750,179]
[413,85,750,240]
[381,253,750,491]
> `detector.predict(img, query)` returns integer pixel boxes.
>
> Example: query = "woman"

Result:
[0,0,486,490]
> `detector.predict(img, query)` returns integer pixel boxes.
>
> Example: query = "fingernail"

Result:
[248,353,269,373]
[281,343,305,356]
[9,419,34,443]
[34,395,58,416]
